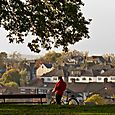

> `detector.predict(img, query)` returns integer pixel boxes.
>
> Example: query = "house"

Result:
[89,64,111,71]
[66,55,84,64]
[23,60,36,81]
[87,56,106,64]
[101,68,115,76]
[40,71,115,83]
[34,54,115,83]
[40,67,64,83]
[83,82,115,98]
[29,61,36,80]
[39,63,115,83]
[88,64,112,76]
[36,63,54,78]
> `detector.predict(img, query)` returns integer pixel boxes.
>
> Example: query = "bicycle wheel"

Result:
[50,98,64,105]
[60,100,64,105]
[50,98,56,104]
[68,98,79,105]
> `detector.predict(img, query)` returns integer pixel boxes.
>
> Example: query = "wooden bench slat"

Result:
[0,94,46,98]
[0,94,47,104]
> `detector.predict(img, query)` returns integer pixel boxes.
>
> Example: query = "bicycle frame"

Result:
[62,91,79,105]
[50,90,80,105]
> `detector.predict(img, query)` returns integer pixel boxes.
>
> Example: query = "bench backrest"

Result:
[0,94,46,99]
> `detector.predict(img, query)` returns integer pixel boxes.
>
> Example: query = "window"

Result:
[82,78,86,80]
[89,78,92,81]
[53,78,57,81]
[47,78,51,81]
[76,78,79,81]
[104,78,108,83]
[70,78,73,80]
[111,77,115,80]
[71,78,75,83]
[98,78,101,80]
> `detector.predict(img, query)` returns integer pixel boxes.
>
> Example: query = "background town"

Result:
[0,50,115,104]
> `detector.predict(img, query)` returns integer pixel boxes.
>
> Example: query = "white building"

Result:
[41,76,115,83]
[36,63,54,78]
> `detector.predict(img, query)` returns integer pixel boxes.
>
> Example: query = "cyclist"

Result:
[52,76,66,105]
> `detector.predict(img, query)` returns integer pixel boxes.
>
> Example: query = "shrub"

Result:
[5,82,18,88]
[85,94,107,105]
[112,94,115,98]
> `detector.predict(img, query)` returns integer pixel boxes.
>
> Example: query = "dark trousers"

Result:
[56,94,62,105]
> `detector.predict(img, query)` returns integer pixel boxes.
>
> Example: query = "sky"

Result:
[0,0,115,56]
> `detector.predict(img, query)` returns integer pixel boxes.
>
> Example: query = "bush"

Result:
[5,81,18,88]
[85,94,107,105]
[112,94,115,98]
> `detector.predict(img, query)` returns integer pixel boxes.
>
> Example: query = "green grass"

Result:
[0,104,114,115]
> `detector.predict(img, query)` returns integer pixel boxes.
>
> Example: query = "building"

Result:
[36,63,54,78]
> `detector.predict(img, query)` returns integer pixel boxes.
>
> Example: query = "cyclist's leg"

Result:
[56,94,62,105]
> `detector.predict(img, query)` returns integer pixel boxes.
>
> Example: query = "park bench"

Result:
[0,94,47,104]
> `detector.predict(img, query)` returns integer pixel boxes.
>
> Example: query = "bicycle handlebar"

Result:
[65,90,71,94]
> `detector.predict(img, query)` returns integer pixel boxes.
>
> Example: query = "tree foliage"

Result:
[0,52,7,60]
[35,50,87,67]
[44,51,62,63]
[35,51,61,68]
[0,0,91,53]
[19,69,28,86]
[9,51,22,61]
[1,69,21,86]
[5,81,18,88]
[0,52,7,68]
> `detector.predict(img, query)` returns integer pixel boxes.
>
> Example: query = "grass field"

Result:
[0,104,115,115]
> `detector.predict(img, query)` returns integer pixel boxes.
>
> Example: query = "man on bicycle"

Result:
[52,76,66,105]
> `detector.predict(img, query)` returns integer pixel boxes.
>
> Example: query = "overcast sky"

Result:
[0,0,115,56]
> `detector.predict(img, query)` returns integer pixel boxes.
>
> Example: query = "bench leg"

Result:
[3,98,5,103]
[40,98,43,104]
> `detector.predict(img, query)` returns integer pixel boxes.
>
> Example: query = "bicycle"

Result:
[50,90,79,105]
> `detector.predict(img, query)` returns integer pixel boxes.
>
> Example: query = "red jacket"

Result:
[53,79,66,96]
